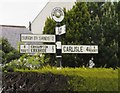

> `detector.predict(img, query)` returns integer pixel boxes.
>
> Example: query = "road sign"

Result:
[21,34,55,42]
[56,41,62,49]
[56,25,66,35]
[62,45,98,54]
[51,7,64,22]
[20,44,30,53]
[20,44,56,53]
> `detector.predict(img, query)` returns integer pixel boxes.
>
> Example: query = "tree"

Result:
[44,2,119,68]
[44,2,91,67]
[116,1,120,67]
[0,38,21,64]
[88,2,119,67]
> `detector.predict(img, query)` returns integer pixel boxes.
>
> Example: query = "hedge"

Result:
[2,67,119,92]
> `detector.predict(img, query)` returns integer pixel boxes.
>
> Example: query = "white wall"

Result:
[1,25,32,49]
[31,1,75,34]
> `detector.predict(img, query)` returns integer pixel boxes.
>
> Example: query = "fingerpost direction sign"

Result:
[20,44,56,54]
[21,34,55,43]
[19,7,98,67]
[62,45,98,54]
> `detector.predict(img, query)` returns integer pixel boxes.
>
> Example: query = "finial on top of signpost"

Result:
[51,7,64,22]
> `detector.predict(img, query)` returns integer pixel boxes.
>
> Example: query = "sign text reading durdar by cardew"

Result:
[21,34,55,43]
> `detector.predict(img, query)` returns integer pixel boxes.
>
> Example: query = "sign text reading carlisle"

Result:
[62,45,98,54]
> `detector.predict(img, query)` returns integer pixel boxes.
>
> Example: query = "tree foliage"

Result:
[44,2,119,68]
[0,38,21,64]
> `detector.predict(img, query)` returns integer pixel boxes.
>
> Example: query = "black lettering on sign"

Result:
[79,46,83,52]
[86,47,89,51]
[31,49,46,53]
[22,36,33,40]
[52,37,54,41]
[65,46,83,53]
[21,49,26,53]
[34,36,38,40]
[52,46,54,52]
[63,46,66,52]
[68,46,72,52]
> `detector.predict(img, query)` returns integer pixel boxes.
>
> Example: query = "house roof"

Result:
[32,0,76,24]
[31,1,75,34]
[0,25,32,49]
[32,2,49,24]
[0,25,26,28]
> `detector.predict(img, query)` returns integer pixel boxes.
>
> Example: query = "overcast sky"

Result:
[0,0,119,27]
[0,0,49,27]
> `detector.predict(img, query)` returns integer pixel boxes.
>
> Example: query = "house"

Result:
[31,0,75,34]
[0,25,32,49]
[31,0,113,34]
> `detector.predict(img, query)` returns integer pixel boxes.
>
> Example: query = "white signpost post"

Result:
[51,7,65,67]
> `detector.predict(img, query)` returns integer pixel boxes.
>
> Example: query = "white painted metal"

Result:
[20,44,56,53]
[56,25,66,35]
[21,34,55,42]
[62,45,98,53]
[20,44,30,53]
[51,7,64,22]
[56,56,62,58]
[56,41,62,49]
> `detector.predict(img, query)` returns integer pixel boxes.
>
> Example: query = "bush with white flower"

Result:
[2,54,50,72]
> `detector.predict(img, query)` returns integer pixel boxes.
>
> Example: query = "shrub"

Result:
[3,67,119,91]
[2,54,50,72]
[0,38,21,64]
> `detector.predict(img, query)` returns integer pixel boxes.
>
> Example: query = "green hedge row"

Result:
[13,67,119,91]
[68,76,118,91]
